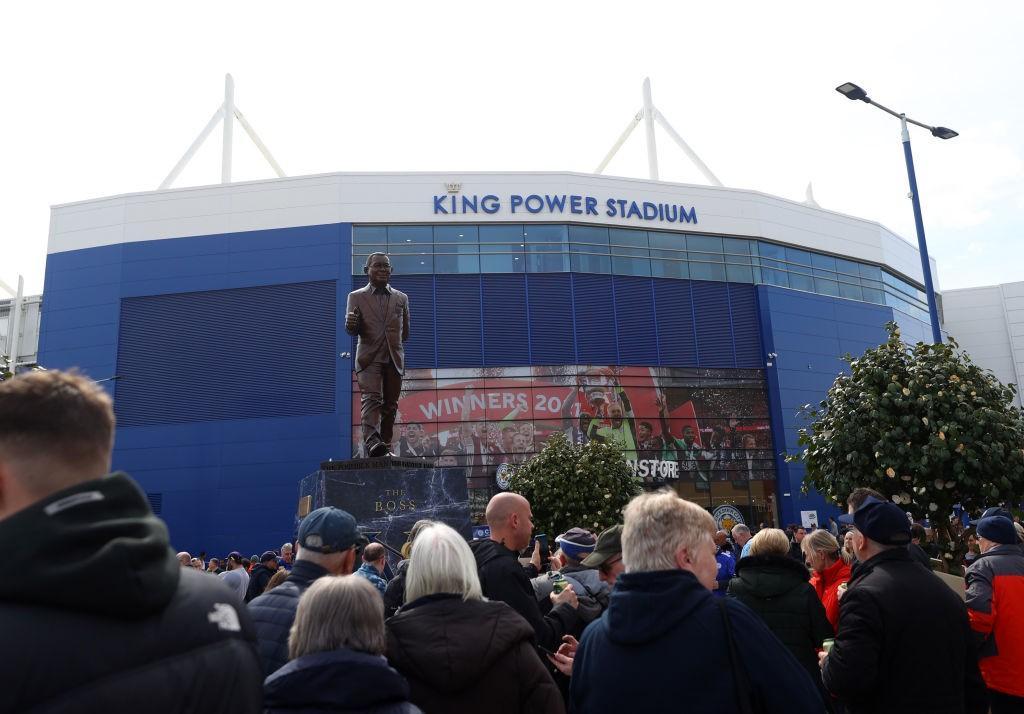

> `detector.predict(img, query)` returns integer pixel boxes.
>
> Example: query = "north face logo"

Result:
[207,603,241,632]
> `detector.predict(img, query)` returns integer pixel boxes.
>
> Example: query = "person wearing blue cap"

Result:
[249,506,366,676]
[820,497,987,714]
[965,514,1024,711]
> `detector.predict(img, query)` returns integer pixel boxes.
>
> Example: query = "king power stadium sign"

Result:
[432,193,698,225]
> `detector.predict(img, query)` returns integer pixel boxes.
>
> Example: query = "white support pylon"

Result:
[594,77,723,187]
[158,74,286,190]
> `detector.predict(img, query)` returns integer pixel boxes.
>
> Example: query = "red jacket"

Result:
[810,556,852,631]
[966,544,1024,697]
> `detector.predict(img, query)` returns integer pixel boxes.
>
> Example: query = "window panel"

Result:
[725,264,754,283]
[524,224,568,245]
[388,225,432,246]
[480,242,524,254]
[611,246,649,258]
[836,258,860,276]
[785,247,812,266]
[570,253,611,274]
[568,225,609,247]
[480,225,525,243]
[839,282,863,300]
[861,287,885,304]
[687,235,724,254]
[689,261,727,282]
[757,242,786,260]
[723,238,752,256]
[434,225,478,244]
[527,253,570,272]
[859,264,883,280]
[760,268,789,288]
[651,258,689,279]
[390,254,433,274]
[811,253,837,271]
[609,228,649,249]
[788,273,815,292]
[648,231,686,251]
[480,253,525,273]
[353,226,387,245]
[434,253,480,273]
[814,277,840,296]
[612,256,651,277]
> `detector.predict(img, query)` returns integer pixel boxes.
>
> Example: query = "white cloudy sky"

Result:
[2,1,1022,296]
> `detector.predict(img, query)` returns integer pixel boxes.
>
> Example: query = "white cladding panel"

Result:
[49,171,934,286]
[943,282,1024,407]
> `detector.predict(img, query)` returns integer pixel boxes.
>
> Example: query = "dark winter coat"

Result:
[822,548,988,714]
[384,559,410,617]
[470,539,581,651]
[0,473,263,714]
[245,563,277,602]
[264,648,421,714]
[386,594,564,714]
[248,558,332,676]
[727,554,833,682]
[569,569,824,714]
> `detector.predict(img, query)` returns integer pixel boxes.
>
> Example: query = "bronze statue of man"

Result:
[346,253,410,458]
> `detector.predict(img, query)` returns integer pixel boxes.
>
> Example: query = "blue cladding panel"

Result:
[572,273,618,364]
[692,281,734,367]
[728,283,762,368]
[115,280,337,426]
[758,285,895,526]
[652,279,697,366]
[526,274,576,364]
[482,274,530,365]
[613,275,659,365]
[436,274,483,367]
[388,275,435,369]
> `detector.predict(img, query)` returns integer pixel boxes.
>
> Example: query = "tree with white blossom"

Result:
[507,432,641,540]
[794,322,1024,568]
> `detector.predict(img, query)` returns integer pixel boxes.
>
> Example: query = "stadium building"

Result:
[38,170,943,553]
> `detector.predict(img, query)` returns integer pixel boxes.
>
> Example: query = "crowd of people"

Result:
[2,369,1023,714]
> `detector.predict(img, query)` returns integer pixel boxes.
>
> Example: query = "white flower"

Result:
[922,417,929,426]
[934,479,944,490]
[929,502,939,512]
[945,481,955,489]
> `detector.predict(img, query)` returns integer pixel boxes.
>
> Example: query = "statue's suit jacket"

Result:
[345,284,410,375]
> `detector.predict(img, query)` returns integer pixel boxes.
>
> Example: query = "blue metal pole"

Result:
[900,115,943,344]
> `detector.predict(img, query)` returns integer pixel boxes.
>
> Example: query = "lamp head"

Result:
[836,82,869,102]
[931,126,959,140]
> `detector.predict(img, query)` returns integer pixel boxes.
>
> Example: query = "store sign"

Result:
[628,459,680,481]
[432,193,698,225]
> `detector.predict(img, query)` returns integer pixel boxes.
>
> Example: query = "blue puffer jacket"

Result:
[569,569,825,714]
[248,559,331,676]
[264,648,421,714]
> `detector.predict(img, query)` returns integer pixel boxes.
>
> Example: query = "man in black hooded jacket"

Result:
[470,492,580,652]
[0,370,263,714]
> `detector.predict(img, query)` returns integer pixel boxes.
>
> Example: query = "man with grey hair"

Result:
[249,506,365,675]
[569,490,823,713]
[731,522,753,559]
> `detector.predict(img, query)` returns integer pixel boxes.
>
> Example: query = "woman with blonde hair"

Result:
[728,528,833,689]
[385,522,563,714]
[263,576,421,713]
[802,528,852,631]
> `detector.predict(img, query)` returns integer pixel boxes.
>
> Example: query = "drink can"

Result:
[551,572,568,594]
[822,638,835,653]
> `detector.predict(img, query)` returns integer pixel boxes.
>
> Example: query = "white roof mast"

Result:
[594,77,723,187]
[158,74,286,190]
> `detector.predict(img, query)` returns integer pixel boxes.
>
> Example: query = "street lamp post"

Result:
[835,82,956,345]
